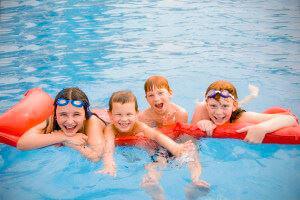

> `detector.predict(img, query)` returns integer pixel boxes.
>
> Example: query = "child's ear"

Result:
[108,111,113,120]
[233,101,238,111]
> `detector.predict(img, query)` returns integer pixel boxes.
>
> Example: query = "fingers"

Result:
[243,136,261,144]
[197,120,216,136]
[206,129,213,137]
[96,169,116,177]
[193,180,210,188]
[236,127,248,133]
[82,134,88,140]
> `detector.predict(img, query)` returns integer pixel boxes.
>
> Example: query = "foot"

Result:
[192,179,210,188]
[141,171,165,200]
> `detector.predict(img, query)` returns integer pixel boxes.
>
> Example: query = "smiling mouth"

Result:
[64,125,77,132]
[119,122,130,129]
[154,103,164,109]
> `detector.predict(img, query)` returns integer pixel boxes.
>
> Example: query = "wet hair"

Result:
[205,80,245,122]
[53,87,92,131]
[205,80,238,100]
[144,75,172,94]
[109,90,138,112]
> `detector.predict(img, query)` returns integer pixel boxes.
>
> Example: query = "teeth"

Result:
[65,125,76,130]
[119,122,129,127]
[155,103,163,109]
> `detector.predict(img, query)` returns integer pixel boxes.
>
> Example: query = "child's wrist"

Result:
[255,124,269,134]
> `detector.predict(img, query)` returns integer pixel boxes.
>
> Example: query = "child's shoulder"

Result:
[171,103,187,115]
[171,103,188,123]
[193,101,206,111]
[138,108,152,120]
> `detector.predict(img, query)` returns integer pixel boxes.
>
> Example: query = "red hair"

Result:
[144,75,172,93]
[205,80,238,101]
[206,80,245,122]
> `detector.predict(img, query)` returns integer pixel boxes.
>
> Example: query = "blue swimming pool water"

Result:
[1,0,300,199]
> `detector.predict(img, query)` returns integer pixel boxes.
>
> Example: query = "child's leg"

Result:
[177,134,209,187]
[141,156,167,200]
[141,146,171,200]
[184,183,210,200]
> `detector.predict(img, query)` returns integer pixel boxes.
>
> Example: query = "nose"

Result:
[65,116,75,124]
[153,94,160,101]
[215,107,223,115]
[120,115,128,121]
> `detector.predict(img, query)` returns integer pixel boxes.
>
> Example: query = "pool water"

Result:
[1,0,300,199]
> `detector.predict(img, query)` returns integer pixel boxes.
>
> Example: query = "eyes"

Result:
[147,91,166,98]
[114,113,135,117]
[209,103,231,110]
[58,112,83,117]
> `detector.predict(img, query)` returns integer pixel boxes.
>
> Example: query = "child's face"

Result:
[206,97,237,125]
[110,102,138,132]
[145,87,172,114]
[56,104,86,136]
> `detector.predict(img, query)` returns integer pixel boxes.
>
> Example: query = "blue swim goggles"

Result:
[206,90,235,100]
[56,98,85,108]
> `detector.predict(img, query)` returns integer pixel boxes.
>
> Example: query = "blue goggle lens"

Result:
[72,100,84,107]
[56,98,84,107]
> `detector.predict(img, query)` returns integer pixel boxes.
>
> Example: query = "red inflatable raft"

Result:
[110,107,300,146]
[0,88,54,147]
[0,88,299,147]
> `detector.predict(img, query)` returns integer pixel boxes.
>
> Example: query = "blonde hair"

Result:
[144,75,172,93]
[109,90,138,112]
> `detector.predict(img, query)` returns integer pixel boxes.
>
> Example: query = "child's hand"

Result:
[236,125,267,144]
[175,140,198,164]
[192,179,210,188]
[196,120,216,137]
[96,165,116,177]
[181,140,196,155]
[64,133,88,146]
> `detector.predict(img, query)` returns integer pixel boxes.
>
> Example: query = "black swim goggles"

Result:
[205,90,235,100]
[56,98,85,108]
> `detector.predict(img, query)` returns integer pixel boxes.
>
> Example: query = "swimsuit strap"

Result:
[92,112,109,126]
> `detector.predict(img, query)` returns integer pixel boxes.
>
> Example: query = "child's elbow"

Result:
[16,140,31,150]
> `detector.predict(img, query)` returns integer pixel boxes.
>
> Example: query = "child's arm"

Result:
[237,112,298,143]
[96,125,116,177]
[86,115,106,162]
[188,152,210,187]
[141,122,209,187]
[140,122,194,157]
[190,102,216,135]
[191,102,210,124]
[17,121,87,150]
[196,120,216,137]
[176,106,188,123]
[65,115,107,162]
[63,141,102,162]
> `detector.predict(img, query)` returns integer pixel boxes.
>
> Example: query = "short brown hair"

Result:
[144,75,172,93]
[109,90,138,112]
